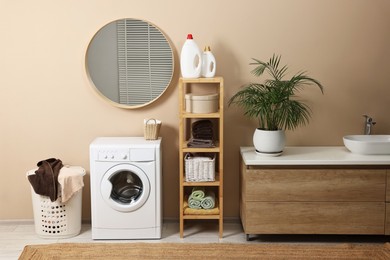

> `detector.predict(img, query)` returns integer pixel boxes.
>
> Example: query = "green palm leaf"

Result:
[228,55,323,130]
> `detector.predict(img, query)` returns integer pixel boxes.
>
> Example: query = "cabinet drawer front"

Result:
[245,202,385,235]
[245,169,386,201]
[386,171,390,202]
[386,203,390,235]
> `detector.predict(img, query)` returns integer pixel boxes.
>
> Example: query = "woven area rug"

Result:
[19,242,390,259]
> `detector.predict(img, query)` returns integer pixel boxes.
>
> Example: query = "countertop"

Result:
[240,146,390,165]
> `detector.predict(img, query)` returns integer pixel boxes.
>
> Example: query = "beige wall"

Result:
[1,0,390,221]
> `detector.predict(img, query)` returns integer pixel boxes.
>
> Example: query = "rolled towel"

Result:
[188,194,202,209]
[191,187,205,199]
[201,191,216,209]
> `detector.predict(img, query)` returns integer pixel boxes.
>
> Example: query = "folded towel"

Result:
[191,187,205,199]
[192,119,212,131]
[201,191,216,209]
[192,120,213,140]
[187,138,215,148]
[58,165,85,203]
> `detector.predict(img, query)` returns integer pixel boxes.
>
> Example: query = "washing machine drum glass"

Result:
[101,164,151,212]
[109,171,142,204]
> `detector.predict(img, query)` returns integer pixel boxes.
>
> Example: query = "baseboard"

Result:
[0,219,34,225]
[0,217,241,225]
[163,216,240,223]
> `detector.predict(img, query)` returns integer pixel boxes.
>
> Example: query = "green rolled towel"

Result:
[191,187,205,199]
[188,194,202,209]
[201,191,215,209]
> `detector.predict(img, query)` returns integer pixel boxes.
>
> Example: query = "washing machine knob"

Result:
[122,154,128,160]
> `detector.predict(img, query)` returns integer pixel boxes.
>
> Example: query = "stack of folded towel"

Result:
[192,120,213,140]
[187,120,215,148]
[188,187,216,209]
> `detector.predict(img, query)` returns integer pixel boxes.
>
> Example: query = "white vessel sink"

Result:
[343,135,390,155]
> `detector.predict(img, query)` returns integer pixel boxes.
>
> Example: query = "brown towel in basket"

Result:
[28,158,63,202]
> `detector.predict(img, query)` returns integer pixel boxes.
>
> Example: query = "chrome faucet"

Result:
[363,115,376,135]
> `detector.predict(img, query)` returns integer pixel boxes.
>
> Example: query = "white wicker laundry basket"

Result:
[185,153,215,182]
[27,168,84,239]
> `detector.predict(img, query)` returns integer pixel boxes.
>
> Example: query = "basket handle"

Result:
[145,118,157,125]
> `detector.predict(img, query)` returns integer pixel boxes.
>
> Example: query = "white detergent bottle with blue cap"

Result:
[180,34,202,78]
[201,46,216,78]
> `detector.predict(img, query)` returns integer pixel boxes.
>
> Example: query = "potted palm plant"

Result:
[229,54,324,155]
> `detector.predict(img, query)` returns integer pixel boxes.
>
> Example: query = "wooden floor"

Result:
[1,220,389,259]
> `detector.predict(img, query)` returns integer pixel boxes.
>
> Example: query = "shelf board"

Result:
[181,141,220,153]
[181,112,220,118]
[183,214,220,220]
[183,179,220,186]
[180,77,223,84]
[182,147,220,153]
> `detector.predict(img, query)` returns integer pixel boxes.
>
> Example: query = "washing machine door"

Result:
[100,164,150,212]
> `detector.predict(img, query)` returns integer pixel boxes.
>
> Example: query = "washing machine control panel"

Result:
[97,149,130,162]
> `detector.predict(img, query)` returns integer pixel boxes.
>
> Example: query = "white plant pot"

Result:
[253,128,285,156]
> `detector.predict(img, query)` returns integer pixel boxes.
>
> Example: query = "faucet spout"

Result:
[363,115,376,135]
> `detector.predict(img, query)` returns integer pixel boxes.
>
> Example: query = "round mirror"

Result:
[86,18,174,109]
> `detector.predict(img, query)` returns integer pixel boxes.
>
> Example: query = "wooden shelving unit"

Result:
[178,77,224,238]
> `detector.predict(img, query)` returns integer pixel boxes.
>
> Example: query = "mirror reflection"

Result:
[86,18,174,108]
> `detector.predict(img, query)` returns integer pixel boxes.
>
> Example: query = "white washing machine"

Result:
[89,137,162,239]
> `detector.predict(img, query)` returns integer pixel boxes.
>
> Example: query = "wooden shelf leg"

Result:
[219,219,223,238]
[180,218,184,238]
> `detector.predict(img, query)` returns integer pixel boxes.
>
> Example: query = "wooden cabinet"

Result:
[178,77,224,238]
[239,147,390,240]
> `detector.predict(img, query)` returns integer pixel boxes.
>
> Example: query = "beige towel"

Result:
[58,165,85,203]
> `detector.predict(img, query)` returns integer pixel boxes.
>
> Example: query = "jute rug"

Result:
[19,242,390,259]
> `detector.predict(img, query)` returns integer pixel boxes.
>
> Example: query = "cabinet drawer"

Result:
[386,171,390,202]
[244,169,386,202]
[386,203,390,235]
[245,202,385,235]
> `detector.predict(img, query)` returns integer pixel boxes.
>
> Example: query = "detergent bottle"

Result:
[201,46,216,78]
[180,34,202,78]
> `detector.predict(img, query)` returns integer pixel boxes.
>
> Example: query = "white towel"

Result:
[58,165,85,203]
